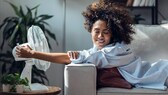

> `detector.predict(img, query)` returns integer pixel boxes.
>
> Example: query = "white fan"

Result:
[12,25,51,92]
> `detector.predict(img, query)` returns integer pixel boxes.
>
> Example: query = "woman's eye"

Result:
[94,30,99,34]
[103,30,110,34]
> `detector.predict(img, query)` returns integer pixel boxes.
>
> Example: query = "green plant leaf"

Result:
[3,22,17,40]
[0,17,19,49]
[38,15,53,21]
[35,8,38,18]
[45,29,58,45]
[8,2,21,17]
[1,17,18,34]
[40,21,50,26]
[8,24,19,47]
[19,6,25,17]
[20,24,27,43]
[0,17,12,29]
[25,7,33,25]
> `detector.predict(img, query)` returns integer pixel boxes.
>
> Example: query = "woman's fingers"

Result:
[67,51,79,59]
[73,51,79,59]
[15,45,32,58]
[16,46,21,56]
[26,45,32,50]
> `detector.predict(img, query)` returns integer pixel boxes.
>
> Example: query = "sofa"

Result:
[64,24,168,95]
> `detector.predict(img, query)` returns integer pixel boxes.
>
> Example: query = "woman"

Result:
[16,1,168,90]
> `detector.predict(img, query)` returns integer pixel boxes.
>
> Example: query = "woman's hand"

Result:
[67,51,79,59]
[16,45,34,58]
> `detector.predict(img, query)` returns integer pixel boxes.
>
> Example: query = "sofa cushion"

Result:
[97,87,168,95]
[97,67,132,89]
[129,24,168,63]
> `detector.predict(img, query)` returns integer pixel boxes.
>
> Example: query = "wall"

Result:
[0,0,168,95]
[65,0,96,51]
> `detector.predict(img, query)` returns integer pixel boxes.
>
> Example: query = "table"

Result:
[0,86,61,95]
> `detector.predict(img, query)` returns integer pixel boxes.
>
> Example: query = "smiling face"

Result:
[91,20,112,50]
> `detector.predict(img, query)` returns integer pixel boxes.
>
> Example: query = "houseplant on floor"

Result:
[0,2,57,85]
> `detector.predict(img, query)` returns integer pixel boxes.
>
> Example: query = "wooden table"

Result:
[0,86,61,95]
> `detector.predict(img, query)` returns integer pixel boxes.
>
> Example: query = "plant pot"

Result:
[16,85,24,93]
[2,84,11,92]
[24,85,31,92]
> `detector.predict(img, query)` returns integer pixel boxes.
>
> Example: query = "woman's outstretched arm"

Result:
[16,45,71,64]
[31,51,71,64]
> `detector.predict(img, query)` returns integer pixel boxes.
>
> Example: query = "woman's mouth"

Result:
[98,38,104,42]
[97,39,105,43]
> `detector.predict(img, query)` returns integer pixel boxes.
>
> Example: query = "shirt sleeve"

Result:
[70,43,136,68]
[70,49,92,64]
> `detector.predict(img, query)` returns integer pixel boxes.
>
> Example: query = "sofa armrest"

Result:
[64,64,97,95]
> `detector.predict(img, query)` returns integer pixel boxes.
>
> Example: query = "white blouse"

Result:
[70,42,168,90]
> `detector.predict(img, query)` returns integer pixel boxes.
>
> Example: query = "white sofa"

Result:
[64,24,168,95]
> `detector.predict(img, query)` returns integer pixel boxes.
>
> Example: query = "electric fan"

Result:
[12,25,51,92]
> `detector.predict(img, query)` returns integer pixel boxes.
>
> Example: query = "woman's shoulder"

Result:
[102,42,129,50]
[115,42,130,48]
[114,42,132,55]
[101,42,132,55]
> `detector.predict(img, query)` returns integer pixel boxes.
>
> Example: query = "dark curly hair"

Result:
[82,0,135,44]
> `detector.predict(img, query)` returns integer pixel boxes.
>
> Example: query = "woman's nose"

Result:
[98,33,103,38]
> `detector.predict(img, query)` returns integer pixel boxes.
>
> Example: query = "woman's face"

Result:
[91,20,112,50]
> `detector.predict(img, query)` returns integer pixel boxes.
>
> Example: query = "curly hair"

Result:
[82,1,135,44]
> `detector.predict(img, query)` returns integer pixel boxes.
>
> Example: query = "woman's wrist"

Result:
[29,50,35,57]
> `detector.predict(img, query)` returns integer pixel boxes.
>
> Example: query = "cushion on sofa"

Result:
[97,87,168,95]
[97,67,132,89]
[129,24,168,63]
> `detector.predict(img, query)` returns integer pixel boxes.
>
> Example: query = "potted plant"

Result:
[1,74,14,92]
[0,2,57,85]
[14,73,29,93]
[1,73,29,93]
